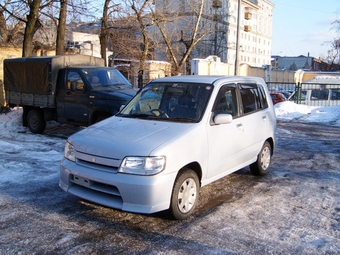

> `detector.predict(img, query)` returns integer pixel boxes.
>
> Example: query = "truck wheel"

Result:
[27,109,46,134]
[250,141,272,176]
[169,169,200,220]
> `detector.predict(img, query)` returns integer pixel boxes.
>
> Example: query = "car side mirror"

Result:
[213,113,233,125]
[70,81,77,91]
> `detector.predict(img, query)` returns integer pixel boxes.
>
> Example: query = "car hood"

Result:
[92,86,137,100]
[68,116,194,159]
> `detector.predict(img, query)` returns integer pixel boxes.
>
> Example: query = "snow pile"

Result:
[274,101,340,126]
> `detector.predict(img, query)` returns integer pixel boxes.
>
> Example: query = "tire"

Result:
[169,169,200,220]
[250,141,272,176]
[27,109,46,134]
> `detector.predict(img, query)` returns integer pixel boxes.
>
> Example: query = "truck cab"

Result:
[56,66,136,126]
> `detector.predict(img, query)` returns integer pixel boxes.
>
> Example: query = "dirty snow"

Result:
[0,102,340,254]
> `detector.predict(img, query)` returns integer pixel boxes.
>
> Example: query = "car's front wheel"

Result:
[250,141,272,176]
[169,169,199,220]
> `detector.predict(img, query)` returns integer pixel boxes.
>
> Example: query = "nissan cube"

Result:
[60,75,277,220]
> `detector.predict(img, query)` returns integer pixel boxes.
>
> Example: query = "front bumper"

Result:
[59,158,177,214]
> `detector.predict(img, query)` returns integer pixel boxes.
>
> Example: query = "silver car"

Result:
[60,75,277,220]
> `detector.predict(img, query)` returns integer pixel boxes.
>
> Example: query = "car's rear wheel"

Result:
[250,141,272,176]
[169,169,199,220]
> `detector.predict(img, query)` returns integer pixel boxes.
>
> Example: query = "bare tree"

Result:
[100,0,111,65]
[0,1,25,45]
[322,18,340,70]
[125,0,152,87]
[324,39,340,71]
[1,0,48,56]
[22,0,43,56]
[99,0,122,66]
[2,0,98,56]
[55,0,68,55]
[50,0,96,55]
[150,0,213,75]
[105,16,143,65]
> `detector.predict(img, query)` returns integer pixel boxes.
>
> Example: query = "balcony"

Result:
[245,12,252,20]
[244,25,251,32]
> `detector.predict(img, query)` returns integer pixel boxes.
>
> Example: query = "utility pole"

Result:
[234,0,241,75]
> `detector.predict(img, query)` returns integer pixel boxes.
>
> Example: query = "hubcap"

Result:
[177,178,197,213]
[261,146,271,170]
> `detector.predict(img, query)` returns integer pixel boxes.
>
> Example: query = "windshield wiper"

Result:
[94,83,128,89]
[168,117,196,122]
[120,113,158,119]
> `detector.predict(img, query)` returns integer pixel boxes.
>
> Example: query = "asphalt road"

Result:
[1,120,340,254]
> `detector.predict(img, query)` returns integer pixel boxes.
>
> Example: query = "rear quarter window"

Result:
[239,83,268,115]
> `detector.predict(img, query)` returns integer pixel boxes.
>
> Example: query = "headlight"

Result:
[118,156,166,175]
[64,142,76,162]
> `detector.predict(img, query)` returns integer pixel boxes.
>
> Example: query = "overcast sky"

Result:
[271,0,340,58]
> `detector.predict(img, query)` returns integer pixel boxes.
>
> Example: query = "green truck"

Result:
[4,54,136,133]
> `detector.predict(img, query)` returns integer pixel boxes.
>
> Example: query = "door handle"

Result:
[236,123,244,131]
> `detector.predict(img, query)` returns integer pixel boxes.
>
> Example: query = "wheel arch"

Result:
[89,109,113,124]
[177,162,202,187]
[266,137,275,155]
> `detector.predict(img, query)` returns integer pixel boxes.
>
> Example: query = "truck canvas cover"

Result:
[4,54,104,95]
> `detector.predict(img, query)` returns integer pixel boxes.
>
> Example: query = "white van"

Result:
[59,75,277,219]
[291,76,340,106]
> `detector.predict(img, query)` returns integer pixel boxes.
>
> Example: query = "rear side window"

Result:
[239,83,268,114]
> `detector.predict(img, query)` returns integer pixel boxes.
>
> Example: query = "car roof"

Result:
[68,66,114,69]
[151,75,266,84]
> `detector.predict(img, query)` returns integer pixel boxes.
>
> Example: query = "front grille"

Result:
[70,174,120,197]
[75,150,120,173]
[76,158,118,173]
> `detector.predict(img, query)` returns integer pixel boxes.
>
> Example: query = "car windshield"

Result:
[118,82,214,122]
[82,68,132,89]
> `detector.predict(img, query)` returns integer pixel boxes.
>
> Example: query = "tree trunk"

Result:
[56,0,68,55]
[151,0,210,75]
[131,0,150,88]
[22,0,42,57]
[100,0,110,66]
[0,9,9,43]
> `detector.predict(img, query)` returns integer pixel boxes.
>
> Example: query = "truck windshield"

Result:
[82,68,132,89]
[118,82,214,122]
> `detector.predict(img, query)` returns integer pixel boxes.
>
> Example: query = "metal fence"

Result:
[267,82,340,107]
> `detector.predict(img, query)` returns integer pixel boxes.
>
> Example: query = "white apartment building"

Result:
[65,31,102,58]
[228,0,274,68]
[153,0,274,70]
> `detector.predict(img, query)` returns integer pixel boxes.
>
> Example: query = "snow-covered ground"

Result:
[274,101,340,127]
[1,102,340,254]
